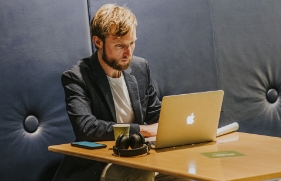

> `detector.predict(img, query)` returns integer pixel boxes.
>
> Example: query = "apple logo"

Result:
[186,113,195,124]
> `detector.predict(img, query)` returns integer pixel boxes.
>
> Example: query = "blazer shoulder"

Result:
[62,57,91,76]
[130,56,149,69]
[132,55,148,64]
[61,57,92,85]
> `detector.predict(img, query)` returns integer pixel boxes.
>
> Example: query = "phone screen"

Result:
[71,141,107,149]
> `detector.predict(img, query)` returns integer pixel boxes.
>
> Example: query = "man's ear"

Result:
[92,36,103,49]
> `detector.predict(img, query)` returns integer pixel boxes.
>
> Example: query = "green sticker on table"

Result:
[200,150,245,158]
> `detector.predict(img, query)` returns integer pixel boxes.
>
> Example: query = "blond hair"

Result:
[90,4,137,41]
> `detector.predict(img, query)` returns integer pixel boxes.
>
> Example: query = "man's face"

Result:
[101,27,137,71]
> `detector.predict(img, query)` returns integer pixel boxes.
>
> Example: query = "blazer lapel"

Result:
[90,53,116,122]
[123,68,143,124]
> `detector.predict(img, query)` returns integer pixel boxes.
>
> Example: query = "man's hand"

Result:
[139,123,158,137]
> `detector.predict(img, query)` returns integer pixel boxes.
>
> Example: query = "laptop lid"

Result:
[154,90,224,149]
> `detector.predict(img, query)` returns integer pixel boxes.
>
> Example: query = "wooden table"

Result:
[48,132,281,181]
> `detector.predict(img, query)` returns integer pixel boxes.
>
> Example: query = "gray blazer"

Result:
[53,52,161,181]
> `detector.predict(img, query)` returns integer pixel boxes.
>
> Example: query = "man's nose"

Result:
[124,46,132,57]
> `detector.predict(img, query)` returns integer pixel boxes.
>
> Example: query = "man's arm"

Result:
[139,61,161,137]
[61,71,115,141]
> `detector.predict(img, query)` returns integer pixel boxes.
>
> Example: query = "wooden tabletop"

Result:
[48,132,281,181]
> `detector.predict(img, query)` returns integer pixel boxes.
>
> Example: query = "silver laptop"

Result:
[147,90,224,149]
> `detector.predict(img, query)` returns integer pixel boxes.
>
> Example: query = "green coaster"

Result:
[200,150,246,158]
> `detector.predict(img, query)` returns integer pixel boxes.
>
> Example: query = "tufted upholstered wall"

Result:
[0,0,91,181]
[213,0,281,136]
[1,0,281,181]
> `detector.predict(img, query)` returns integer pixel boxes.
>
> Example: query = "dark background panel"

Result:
[0,0,92,180]
[212,0,281,135]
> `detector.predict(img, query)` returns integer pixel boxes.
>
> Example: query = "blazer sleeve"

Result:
[142,62,161,124]
[61,70,117,141]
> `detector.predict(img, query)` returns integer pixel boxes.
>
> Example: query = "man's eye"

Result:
[116,44,124,48]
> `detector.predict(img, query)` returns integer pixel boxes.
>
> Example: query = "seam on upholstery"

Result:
[209,0,221,90]
[87,0,94,54]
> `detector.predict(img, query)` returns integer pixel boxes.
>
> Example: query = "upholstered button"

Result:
[266,89,278,103]
[24,115,39,133]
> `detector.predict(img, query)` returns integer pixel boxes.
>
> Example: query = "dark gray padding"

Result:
[212,0,281,136]
[0,0,92,180]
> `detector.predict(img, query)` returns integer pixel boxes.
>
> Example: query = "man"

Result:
[53,4,161,181]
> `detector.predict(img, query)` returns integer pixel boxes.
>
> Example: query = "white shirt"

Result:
[107,73,135,123]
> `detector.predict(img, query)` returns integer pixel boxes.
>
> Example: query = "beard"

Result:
[102,43,132,71]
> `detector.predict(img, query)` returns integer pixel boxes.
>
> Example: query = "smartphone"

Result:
[71,141,107,149]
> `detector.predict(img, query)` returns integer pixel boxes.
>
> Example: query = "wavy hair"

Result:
[90,4,137,42]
